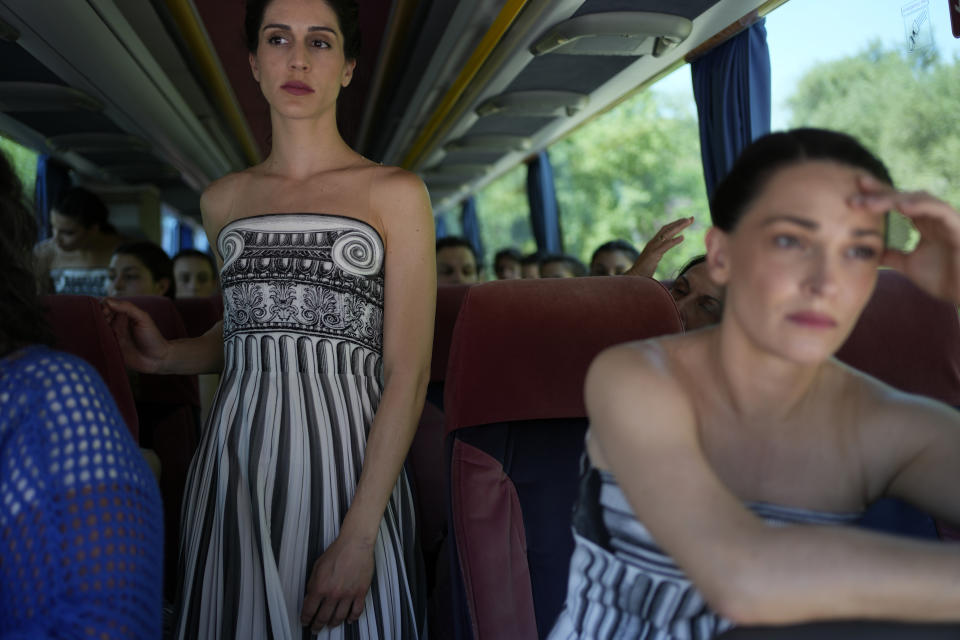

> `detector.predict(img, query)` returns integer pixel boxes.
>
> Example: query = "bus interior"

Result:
[1,0,959,638]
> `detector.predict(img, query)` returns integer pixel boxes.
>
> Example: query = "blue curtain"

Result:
[691,19,771,199]
[526,150,562,254]
[435,213,448,239]
[460,197,485,261]
[33,155,70,240]
[178,223,194,251]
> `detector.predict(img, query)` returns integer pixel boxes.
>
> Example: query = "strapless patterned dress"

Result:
[176,214,425,639]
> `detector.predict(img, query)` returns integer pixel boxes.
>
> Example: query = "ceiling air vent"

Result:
[444,135,531,153]
[49,133,151,154]
[530,12,692,57]
[0,82,102,112]
[476,90,589,118]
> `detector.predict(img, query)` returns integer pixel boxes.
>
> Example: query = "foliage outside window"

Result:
[474,163,535,272]
[550,88,709,279]
[0,135,38,202]
[785,43,959,249]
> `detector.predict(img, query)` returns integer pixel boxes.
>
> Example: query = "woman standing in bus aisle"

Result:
[550,129,960,640]
[102,0,433,637]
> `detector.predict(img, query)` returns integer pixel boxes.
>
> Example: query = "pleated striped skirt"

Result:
[175,332,424,639]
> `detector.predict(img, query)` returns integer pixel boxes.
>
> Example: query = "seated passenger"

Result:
[494,247,523,280]
[589,240,639,276]
[520,251,541,279]
[540,253,587,278]
[33,187,123,295]
[669,255,724,331]
[437,236,480,285]
[550,129,960,639]
[0,151,164,638]
[108,241,175,298]
[172,248,218,299]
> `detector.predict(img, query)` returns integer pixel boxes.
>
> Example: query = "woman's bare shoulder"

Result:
[367,165,431,229]
[587,335,699,418]
[200,170,257,220]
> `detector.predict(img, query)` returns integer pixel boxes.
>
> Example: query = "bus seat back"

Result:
[837,269,960,405]
[119,295,200,598]
[41,294,139,440]
[173,294,223,338]
[444,277,682,639]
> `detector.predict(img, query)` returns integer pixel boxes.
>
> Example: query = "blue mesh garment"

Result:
[0,345,163,640]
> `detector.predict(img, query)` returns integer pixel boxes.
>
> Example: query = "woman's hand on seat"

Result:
[853,175,960,303]
[101,298,171,373]
[300,534,375,631]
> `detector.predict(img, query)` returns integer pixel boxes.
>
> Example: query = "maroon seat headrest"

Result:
[41,295,139,440]
[431,284,473,383]
[119,296,199,407]
[836,269,960,406]
[444,277,682,432]
[173,295,224,338]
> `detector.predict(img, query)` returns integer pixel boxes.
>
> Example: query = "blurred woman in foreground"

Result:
[551,129,960,639]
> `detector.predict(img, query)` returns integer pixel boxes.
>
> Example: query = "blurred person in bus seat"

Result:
[540,253,587,278]
[33,186,124,296]
[437,235,480,284]
[550,128,960,639]
[108,241,175,298]
[494,247,523,280]
[668,255,725,331]
[101,0,432,637]
[0,150,164,639]
[520,251,541,278]
[172,248,219,298]
[589,239,640,276]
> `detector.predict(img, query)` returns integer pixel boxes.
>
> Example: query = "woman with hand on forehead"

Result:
[102,0,432,638]
[550,128,960,639]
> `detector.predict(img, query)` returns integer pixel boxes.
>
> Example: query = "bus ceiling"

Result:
[0,0,779,219]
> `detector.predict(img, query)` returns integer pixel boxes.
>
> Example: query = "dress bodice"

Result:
[217,214,385,352]
[550,461,862,640]
[49,267,111,296]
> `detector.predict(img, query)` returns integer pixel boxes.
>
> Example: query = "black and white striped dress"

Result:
[176,214,425,640]
[549,461,859,640]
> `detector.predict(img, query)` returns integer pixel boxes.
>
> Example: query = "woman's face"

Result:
[669,262,724,331]
[495,257,521,280]
[108,254,169,297]
[51,211,91,252]
[590,250,634,276]
[248,0,356,119]
[174,256,217,298]
[437,246,479,285]
[709,161,885,364]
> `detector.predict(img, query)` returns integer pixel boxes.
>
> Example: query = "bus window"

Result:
[549,71,709,280]
[766,0,960,250]
[0,134,38,202]
[474,163,535,272]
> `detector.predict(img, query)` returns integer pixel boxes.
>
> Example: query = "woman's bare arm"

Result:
[102,299,224,375]
[301,168,435,631]
[587,343,960,627]
[860,390,960,527]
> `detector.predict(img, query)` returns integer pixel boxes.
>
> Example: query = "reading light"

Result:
[476,90,589,118]
[530,12,692,57]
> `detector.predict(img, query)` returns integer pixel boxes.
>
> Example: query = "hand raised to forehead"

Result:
[851,174,960,304]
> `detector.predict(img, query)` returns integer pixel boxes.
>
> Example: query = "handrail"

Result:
[163,0,262,166]
[400,0,530,169]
